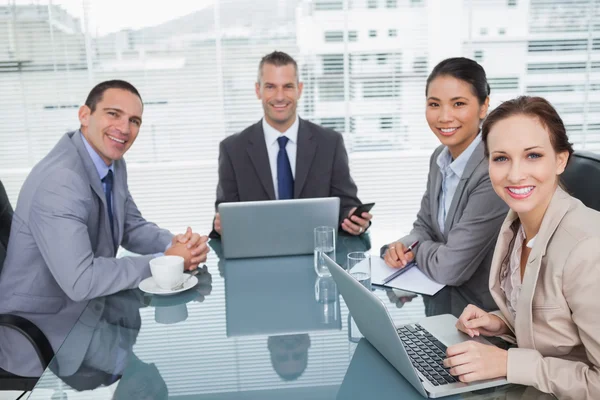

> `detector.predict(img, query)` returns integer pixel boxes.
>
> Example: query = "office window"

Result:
[369,30,377,38]
[321,54,344,74]
[320,117,346,132]
[488,77,519,91]
[474,50,484,61]
[413,56,428,73]
[348,31,358,42]
[324,31,344,42]
[388,29,397,37]
[315,0,344,10]
[368,0,378,8]
[319,78,345,101]
[380,116,393,130]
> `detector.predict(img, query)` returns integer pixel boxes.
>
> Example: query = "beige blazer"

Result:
[489,187,600,400]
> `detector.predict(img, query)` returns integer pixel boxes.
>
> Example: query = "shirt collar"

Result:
[80,130,114,180]
[262,116,299,146]
[436,134,482,178]
[518,223,537,249]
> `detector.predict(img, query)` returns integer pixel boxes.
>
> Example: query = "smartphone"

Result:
[351,202,375,218]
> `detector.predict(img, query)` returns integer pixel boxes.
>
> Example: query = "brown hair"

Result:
[481,96,574,162]
[257,51,298,84]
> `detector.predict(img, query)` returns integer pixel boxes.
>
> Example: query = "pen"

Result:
[382,241,419,285]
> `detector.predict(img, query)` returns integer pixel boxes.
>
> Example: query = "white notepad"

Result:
[368,256,445,296]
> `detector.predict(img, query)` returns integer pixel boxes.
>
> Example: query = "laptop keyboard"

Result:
[397,324,458,387]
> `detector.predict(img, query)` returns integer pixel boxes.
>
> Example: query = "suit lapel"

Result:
[514,187,570,348]
[444,142,485,235]
[430,151,444,239]
[71,132,114,249]
[247,121,276,200]
[294,119,317,198]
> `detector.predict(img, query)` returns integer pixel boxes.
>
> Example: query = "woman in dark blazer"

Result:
[383,58,508,311]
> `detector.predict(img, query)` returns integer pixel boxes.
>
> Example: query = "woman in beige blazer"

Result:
[443,96,600,400]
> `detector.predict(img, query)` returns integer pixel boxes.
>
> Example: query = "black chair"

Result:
[561,150,600,212]
[0,179,54,391]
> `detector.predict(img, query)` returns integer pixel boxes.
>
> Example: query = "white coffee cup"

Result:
[149,255,184,290]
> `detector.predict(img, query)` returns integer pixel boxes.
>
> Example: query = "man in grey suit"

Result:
[0,80,209,377]
[211,51,372,237]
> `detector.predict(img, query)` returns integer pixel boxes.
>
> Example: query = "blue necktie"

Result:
[102,170,115,238]
[277,136,294,200]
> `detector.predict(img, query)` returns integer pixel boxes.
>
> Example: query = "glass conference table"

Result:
[28,230,554,399]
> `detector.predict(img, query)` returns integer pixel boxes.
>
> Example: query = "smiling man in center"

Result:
[211,51,372,237]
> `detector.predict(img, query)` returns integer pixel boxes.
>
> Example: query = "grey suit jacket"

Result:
[0,130,172,377]
[212,118,361,235]
[384,142,508,310]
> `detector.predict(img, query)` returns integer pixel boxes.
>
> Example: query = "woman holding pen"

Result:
[444,96,600,399]
[382,57,508,311]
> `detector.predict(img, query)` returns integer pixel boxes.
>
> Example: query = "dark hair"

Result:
[84,80,143,113]
[425,57,490,105]
[257,51,298,83]
[481,96,574,162]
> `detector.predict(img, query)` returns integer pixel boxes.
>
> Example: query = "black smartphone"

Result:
[351,202,375,218]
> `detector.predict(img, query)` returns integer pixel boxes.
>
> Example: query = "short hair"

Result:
[481,96,574,162]
[426,57,490,105]
[257,51,298,84]
[84,80,143,113]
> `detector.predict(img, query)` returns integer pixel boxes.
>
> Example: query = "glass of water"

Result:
[314,226,336,277]
[347,251,371,290]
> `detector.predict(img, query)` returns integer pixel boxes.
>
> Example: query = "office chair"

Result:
[0,179,54,391]
[561,150,600,212]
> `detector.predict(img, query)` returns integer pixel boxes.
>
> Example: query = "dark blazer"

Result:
[383,141,509,310]
[213,118,361,235]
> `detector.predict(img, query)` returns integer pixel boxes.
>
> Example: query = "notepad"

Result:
[368,256,445,296]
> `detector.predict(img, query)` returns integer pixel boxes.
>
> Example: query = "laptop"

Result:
[325,255,507,398]
[219,197,340,259]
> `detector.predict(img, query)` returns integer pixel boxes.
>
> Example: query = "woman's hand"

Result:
[383,241,415,268]
[455,304,509,338]
[444,341,508,383]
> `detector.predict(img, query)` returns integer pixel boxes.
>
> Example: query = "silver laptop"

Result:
[219,197,340,259]
[325,255,507,398]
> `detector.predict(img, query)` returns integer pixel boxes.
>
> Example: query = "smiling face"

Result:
[256,63,303,133]
[426,75,489,159]
[487,114,569,221]
[78,88,143,165]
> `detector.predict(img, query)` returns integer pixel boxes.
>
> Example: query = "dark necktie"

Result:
[277,136,294,200]
[102,170,115,238]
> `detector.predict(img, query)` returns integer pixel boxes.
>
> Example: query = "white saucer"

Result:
[139,275,198,296]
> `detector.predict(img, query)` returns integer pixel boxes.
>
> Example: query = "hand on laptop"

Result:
[444,340,508,383]
[341,207,372,236]
[214,213,222,235]
[455,304,510,338]
[383,241,415,268]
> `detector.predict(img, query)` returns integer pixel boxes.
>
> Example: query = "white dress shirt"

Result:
[436,134,482,233]
[262,116,299,200]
